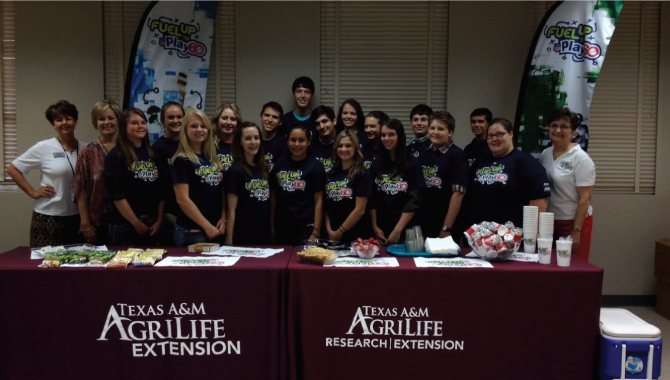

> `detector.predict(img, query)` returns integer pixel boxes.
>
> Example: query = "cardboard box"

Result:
[187,243,220,253]
[655,238,670,320]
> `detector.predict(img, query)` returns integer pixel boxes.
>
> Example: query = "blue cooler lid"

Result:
[599,308,661,340]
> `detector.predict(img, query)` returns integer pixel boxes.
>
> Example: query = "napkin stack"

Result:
[424,236,460,255]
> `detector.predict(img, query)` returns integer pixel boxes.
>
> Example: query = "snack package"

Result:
[88,251,116,267]
[133,249,166,267]
[39,253,64,268]
[465,221,522,260]
[188,243,220,253]
[106,250,140,269]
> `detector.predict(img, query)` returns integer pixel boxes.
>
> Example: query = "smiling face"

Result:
[241,126,261,159]
[470,115,489,139]
[52,113,78,139]
[380,125,398,152]
[288,128,310,160]
[314,114,336,139]
[411,113,430,137]
[548,117,575,147]
[341,103,359,130]
[429,119,453,148]
[186,115,209,151]
[96,107,118,138]
[260,107,281,134]
[217,108,238,137]
[293,87,313,109]
[163,105,184,137]
[126,112,148,146]
[486,123,513,157]
[364,116,381,140]
[336,136,356,163]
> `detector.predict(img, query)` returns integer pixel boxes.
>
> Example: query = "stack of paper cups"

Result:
[522,206,538,253]
[539,212,554,239]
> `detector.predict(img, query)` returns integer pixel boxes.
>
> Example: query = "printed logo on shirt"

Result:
[559,161,573,171]
[217,154,233,170]
[131,160,159,182]
[474,164,508,185]
[326,180,353,201]
[375,174,409,195]
[276,170,306,192]
[544,182,550,193]
[412,151,420,158]
[195,165,223,186]
[245,179,270,201]
[422,165,443,189]
[316,157,333,172]
[467,158,475,167]
[264,153,274,172]
[363,161,372,170]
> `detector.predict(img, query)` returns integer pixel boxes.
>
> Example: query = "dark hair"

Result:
[329,130,364,181]
[285,122,313,141]
[409,104,433,120]
[160,101,185,126]
[292,76,315,93]
[118,108,155,168]
[260,101,283,117]
[470,108,492,125]
[547,107,583,130]
[431,111,456,132]
[232,121,268,179]
[366,110,389,126]
[45,100,79,124]
[336,99,365,133]
[310,105,336,123]
[488,118,514,133]
[376,119,407,180]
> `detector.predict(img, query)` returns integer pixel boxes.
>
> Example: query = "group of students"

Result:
[10,76,595,262]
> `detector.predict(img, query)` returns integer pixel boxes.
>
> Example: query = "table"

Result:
[0,246,292,380]
[287,249,604,380]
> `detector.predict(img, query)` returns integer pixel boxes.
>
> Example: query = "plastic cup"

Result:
[405,228,417,252]
[536,238,553,264]
[556,240,572,267]
[523,234,537,253]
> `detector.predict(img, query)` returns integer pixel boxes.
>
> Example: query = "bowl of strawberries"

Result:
[351,238,380,259]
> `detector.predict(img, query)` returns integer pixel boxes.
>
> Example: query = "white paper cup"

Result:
[556,240,572,267]
[523,237,537,253]
[536,238,553,264]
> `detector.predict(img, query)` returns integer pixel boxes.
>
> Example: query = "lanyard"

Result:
[56,137,78,177]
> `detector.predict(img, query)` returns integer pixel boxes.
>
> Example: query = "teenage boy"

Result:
[407,104,433,157]
[281,76,315,137]
[309,105,338,172]
[260,101,287,173]
[463,108,492,167]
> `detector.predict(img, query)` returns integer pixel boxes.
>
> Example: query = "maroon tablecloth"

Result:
[0,246,291,380]
[287,249,604,380]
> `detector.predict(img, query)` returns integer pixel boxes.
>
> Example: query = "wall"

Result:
[1,1,668,296]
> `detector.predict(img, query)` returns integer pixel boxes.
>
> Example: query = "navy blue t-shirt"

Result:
[362,142,378,171]
[226,163,271,244]
[104,146,162,224]
[280,110,315,139]
[262,133,287,173]
[371,157,426,236]
[310,137,334,172]
[417,144,468,237]
[466,149,551,227]
[463,137,491,168]
[216,141,234,171]
[325,167,373,241]
[407,136,431,158]
[152,136,180,214]
[270,155,326,222]
[170,155,224,230]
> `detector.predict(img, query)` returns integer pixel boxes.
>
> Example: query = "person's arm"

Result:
[439,191,464,238]
[571,186,593,248]
[218,188,227,235]
[310,191,324,241]
[113,199,149,235]
[226,193,238,246]
[174,183,219,240]
[387,212,415,246]
[529,198,548,213]
[325,210,335,240]
[331,197,368,241]
[7,164,55,200]
[76,194,97,242]
[369,209,386,243]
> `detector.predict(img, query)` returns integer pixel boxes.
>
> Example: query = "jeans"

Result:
[174,224,209,247]
[108,223,158,247]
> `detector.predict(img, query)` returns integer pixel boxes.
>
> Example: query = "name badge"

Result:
[53,152,65,158]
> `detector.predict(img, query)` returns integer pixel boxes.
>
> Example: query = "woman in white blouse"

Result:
[540,107,596,262]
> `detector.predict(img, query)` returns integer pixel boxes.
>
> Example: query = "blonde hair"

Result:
[90,100,121,130]
[329,130,364,180]
[172,108,223,171]
[211,102,243,144]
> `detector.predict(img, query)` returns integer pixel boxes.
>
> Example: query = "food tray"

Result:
[386,244,459,258]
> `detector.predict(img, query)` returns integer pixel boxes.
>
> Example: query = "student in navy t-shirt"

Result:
[280,76,315,138]
[466,118,550,227]
[407,104,433,158]
[212,102,242,171]
[324,130,373,243]
[309,105,338,172]
[270,124,326,245]
[152,101,184,245]
[335,99,369,150]
[170,109,226,246]
[259,101,286,173]
[463,108,492,168]
[226,122,271,245]
[417,111,468,239]
[104,109,164,246]
[370,119,426,246]
[362,110,388,171]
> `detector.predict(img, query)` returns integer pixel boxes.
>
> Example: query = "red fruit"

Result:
[357,238,364,243]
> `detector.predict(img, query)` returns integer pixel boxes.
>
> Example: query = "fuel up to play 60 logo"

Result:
[326,306,465,351]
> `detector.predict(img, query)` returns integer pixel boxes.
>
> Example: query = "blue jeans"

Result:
[174,224,209,247]
[108,223,158,247]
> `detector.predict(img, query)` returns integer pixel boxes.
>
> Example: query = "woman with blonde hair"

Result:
[171,108,226,246]
[74,100,121,244]
[212,102,243,171]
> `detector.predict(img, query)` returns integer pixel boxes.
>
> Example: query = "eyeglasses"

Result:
[548,123,571,131]
[486,132,509,140]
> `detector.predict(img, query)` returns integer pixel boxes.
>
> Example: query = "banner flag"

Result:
[124,1,218,143]
[514,1,623,156]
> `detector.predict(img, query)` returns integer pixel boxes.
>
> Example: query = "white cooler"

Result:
[599,308,663,380]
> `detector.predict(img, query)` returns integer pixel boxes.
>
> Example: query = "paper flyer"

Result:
[202,246,283,258]
[324,257,399,268]
[154,256,240,267]
[413,257,493,268]
[508,253,540,262]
